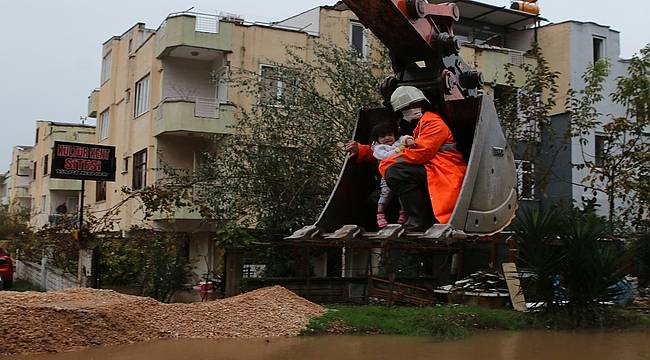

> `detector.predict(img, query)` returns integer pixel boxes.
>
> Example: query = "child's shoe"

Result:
[397,210,408,225]
[377,213,388,228]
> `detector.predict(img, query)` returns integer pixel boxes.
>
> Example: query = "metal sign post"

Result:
[50,141,116,289]
[79,180,85,230]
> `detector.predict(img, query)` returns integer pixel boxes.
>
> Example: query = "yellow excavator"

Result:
[288,0,522,241]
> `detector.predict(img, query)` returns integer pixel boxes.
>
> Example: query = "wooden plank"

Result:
[502,262,526,312]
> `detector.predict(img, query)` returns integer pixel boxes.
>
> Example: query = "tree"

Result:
[497,42,560,196]
[171,40,391,240]
[0,205,30,241]
[567,45,650,231]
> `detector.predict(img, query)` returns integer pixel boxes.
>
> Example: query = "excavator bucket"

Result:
[286,0,519,241]
[287,94,517,241]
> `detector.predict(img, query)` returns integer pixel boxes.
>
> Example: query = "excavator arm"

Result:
[287,0,518,242]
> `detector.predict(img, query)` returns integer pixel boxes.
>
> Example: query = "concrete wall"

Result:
[89,23,160,230]
[16,259,79,292]
[161,57,221,100]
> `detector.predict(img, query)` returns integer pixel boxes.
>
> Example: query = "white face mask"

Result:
[402,108,423,122]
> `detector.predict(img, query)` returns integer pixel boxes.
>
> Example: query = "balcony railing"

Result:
[48,214,79,227]
[195,97,220,118]
[156,97,222,119]
[154,97,237,136]
[460,44,536,87]
[156,12,233,58]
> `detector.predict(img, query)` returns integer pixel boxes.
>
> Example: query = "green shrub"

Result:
[513,203,628,319]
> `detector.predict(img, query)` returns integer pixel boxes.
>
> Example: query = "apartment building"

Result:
[82,1,554,277]
[6,146,33,213]
[1,171,9,206]
[534,21,632,215]
[84,3,370,277]
[28,121,96,228]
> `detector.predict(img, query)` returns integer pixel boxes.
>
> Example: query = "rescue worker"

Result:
[346,86,466,231]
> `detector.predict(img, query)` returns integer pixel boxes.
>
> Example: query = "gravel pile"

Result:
[0,286,324,355]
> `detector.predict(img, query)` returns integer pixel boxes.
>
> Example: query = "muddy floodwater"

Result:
[6,331,650,360]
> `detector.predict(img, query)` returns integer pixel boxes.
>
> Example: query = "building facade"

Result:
[534,21,631,215]
[27,121,96,228]
[1,171,9,206]
[6,146,33,213]
[85,5,373,278]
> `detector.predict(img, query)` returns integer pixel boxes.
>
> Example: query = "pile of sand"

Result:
[0,286,324,355]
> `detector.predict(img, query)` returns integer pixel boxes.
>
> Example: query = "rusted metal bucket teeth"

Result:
[368,224,405,241]
[286,225,319,241]
[324,225,364,240]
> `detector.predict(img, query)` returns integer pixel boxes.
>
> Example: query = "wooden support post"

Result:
[458,244,465,280]
[382,241,395,306]
[305,247,311,286]
[507,236,518,263]
[224,248,244,297]
[490,237,497,271]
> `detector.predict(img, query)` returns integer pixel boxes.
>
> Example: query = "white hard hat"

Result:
[390,86,428,111]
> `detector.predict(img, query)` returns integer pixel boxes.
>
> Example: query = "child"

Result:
[370,122,415,228]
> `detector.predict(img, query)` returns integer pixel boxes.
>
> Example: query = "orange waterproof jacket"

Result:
[357,112,466,223]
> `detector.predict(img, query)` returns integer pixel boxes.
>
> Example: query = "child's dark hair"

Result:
[370,122,397,143]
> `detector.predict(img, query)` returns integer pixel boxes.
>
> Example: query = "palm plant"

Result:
[511,207,566,310]
[513,202,628,316]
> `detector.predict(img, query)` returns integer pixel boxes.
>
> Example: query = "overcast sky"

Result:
[0,0,647,169]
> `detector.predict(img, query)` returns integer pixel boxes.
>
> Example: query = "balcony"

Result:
[154,98,237,137]
[156,12,234,59]
[460,44,537,87]
[87,89,99,118]
[49,178,82,191]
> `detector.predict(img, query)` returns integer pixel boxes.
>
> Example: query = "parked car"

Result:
[0,247,14,288]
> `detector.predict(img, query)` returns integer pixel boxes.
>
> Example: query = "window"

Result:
[43,155,49,175]
[494,85,540,142]
[95,181,106,202]
[350,21,368,58]
[33,160,37,179]
[134,75,150,117]
[593,37,604,63]
[35,128,39,144]
[515,160,535,200]
[123,156,130,173]
[128,39,133,53]
[132,149,147,190]
[17,157,31,176]
[98,109,110,140]
[41,195,47,213]
[101,51,112,84]
[595,134,607,167]
[259,65,283,105]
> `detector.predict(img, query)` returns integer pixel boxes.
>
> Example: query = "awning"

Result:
[430,0,547,31]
